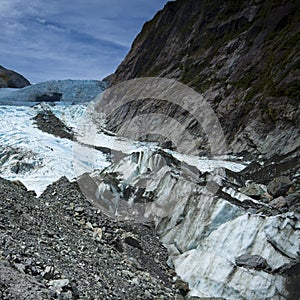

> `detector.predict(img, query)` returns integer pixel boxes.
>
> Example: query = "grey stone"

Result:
[239,183,266,199]
[74,206,84,213]
[42,266,55,280]
[124,236,142,250]
[235,254,268,270]
[286,191,300,206]
[14,263,25,273]
[269,196,287,209]
[267,177,293,197]
[49,279,70,289]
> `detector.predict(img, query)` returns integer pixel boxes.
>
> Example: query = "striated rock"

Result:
[0,65,30,88]
[267,176,293,197]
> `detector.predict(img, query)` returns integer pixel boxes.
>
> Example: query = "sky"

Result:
[0,0,170,83]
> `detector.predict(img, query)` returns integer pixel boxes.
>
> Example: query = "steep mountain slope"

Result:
[0,66,30,88]
[109,0,300,158]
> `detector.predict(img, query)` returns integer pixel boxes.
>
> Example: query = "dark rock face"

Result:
[284,262,300,300]
[267,176,293,197]
[108,0,300,158]
[0,176,178,299]
[32,109,75,140]
[35,92,62,102]
[0,66,30,88]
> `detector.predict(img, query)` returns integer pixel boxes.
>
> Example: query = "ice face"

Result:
[0,97,247,197]
[0,79,106,104]
[0,104,110,195]
[1,89,297,299]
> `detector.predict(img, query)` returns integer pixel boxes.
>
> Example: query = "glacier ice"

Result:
[0,82,298,299]
[0,79,106,105]
[85,148,299,299]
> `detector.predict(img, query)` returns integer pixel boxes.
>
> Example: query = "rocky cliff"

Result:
[108,0,300,158]
[0,66,30,88]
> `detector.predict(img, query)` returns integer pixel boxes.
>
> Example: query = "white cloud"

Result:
[0,0,168,83]
[0,0,20,17]
[0,0,39,18]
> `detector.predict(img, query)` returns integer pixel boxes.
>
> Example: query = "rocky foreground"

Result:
[0,176,183,299]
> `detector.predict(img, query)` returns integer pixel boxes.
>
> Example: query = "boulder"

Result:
[235,254,268,270]
[239,183,266,199]
[267,176,293,197]
[269,196,287,209]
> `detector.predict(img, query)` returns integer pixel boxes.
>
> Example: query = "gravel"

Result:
[0,176,179,299]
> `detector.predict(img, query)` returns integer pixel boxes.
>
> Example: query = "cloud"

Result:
[0,0,169,83]
[0,0,39,18]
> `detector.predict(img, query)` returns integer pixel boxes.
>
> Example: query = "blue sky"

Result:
[0,0,170,83]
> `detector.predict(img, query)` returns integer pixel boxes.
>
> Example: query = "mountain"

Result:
[0,66,30,88]
[1,95,299,299]
[91,1,300,298]
[108,0,300,158]
[1,1,299,299]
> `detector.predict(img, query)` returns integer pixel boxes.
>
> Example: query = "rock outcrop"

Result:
[108,0,300,158]
[0,66,30,88]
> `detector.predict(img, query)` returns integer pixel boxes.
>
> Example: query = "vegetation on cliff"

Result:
[110,0,300,155]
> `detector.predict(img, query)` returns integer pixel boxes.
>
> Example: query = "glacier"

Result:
[0,80,299,299]
[0,79,106,105]
[0,104,110,195]
[84,148,299,299]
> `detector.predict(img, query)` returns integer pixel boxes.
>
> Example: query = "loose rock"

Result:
[267,176,293,197]
[235,254,269,270]
[269,196,287,209]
